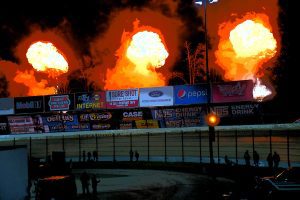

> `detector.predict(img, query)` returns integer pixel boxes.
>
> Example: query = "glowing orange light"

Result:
[206,112,220,127]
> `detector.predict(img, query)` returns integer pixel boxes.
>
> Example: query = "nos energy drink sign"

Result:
[174,85,208,105]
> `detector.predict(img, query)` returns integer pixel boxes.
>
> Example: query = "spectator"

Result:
[80,171,90,195]
[91,174,100,196]
[244,150,251,166]
[273,151,280,169]
[129,149,134,162]
[135,150,139,162]
[93,150,98,162]
[267,152,273,168]
[224,155,233,166]
[87,152,92,162]
[253,150,260,167]
[82,150,86,162]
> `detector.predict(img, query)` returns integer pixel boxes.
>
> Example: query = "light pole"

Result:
[195,0,219,164]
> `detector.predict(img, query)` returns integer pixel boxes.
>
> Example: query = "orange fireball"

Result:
[26,41,69,77]
[104,19,169,90]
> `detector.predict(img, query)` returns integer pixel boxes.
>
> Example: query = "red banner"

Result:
[212,80,254,103]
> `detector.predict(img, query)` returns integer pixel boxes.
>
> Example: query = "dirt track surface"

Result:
[72,169,237,200]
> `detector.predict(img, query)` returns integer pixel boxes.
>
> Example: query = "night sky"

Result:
[0,0,298,121]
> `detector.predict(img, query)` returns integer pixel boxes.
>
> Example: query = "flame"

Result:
[26,41,69,77]
[104,19,168,90]
[13,70,56,96]
[253,78,272,102]
[126,31,169,75]
[215,13,278,81]
[230,20,277,58]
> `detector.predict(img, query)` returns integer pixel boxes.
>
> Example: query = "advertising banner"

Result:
[45,94,75,112]
[212,80,254,103]
[212,103,261,118]
[121,110,144,121]
[75,92,106,110]
[42,113,81,132]
[139,86,173,107]
[7,116,35,134]
[0,117,9,135]
[78,112,115,130]
[106,89,139,109]
[0,98,14,115]
[14,96,44,114]
[135,120,159,129]
[174,84,208,105]
[151,106,205,128]
[119,121,133,129]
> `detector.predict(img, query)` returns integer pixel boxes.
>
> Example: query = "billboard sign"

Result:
[14,96,44,114]
[0,117,9,135]
[7,116,35,134]
[0,98,14,115]
[151,106,205,128]
[174,84,208,105]
[45,94,74,112]
[139,86,173,107]
[42,113,81,132]
[212,80,254,103]
[75,92,106,110]
[106,89,139,109]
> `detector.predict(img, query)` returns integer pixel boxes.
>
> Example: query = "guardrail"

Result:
[1,123,300,168]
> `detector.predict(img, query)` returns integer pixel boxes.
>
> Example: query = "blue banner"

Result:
[174,84,208,105]
[42,114,83,132]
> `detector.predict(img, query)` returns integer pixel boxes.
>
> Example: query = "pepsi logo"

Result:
[177,89,186,98]
[149,90,163,97]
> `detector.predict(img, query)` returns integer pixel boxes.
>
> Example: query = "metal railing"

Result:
[1,124,300,168]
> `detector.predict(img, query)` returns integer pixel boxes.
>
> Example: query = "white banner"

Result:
[106,89,139,101]
[139,86,174,107]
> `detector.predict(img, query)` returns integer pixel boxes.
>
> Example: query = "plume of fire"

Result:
[253,78,272,102]
[14,70,56,96]
[26,41,69,78]
[0,28,81,97]
[214,12,277,101]
[104,19,169,90]
[215,13,277,80]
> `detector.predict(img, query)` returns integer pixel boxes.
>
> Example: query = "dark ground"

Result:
[30,161,281,200]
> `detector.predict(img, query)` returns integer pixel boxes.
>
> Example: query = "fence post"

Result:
[235,130,238,165]
[217,131,220,164]
[269,130,272,154]
[287,131,291,168]
[46,136,48,161]
[164,131,167,162]
[252,130,255,155]
[29,137,32,160]
[147,132,150,162]
[79,135,81,162]
[130,133,133,152]
[181,130,184,163]
[113,134,116,162]
[199,130,202,163]
[62,135,65,151]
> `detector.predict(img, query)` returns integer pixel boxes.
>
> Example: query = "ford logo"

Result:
[149,90,163,97]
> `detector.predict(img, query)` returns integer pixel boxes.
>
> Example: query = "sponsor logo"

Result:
[177,89,186,98]
[177,89,207,99]
[217,82,246,96]
[149,90,163,97]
